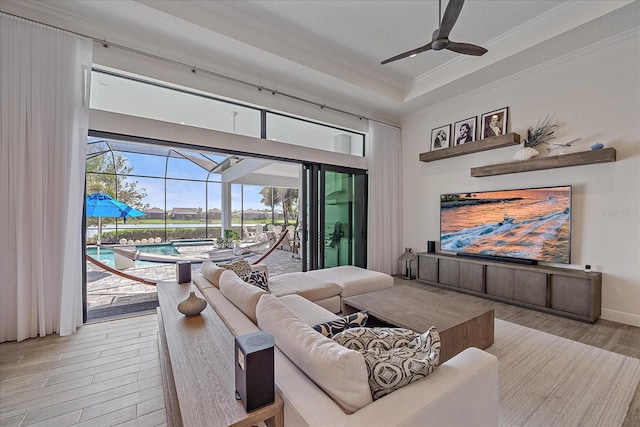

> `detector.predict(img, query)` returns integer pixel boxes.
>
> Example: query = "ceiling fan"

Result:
[381,0,487,65]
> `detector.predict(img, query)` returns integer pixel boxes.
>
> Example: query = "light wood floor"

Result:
[0,314,166,427]
[411,281,640,427]
[1,279,638,426]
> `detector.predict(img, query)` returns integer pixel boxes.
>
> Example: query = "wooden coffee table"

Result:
[342,283,494,363]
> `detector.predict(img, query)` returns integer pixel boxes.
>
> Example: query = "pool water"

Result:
[87,243,180,267]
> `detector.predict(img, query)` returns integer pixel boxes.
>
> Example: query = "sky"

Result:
[107,150,273,211]
[131,176,270,211]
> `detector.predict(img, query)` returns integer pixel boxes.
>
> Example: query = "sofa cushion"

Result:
[361,326,441,400]
[256,294,372,414]
[313,311,369,338]
[200,261,225,288]
[239,270,269,292]
[199,286,260,337]
[305,266,393,298]
[219,270,267,324]
[268,272,342,302]
[332,327,419,351]
[219,258,253,276]
[278,294,339,326]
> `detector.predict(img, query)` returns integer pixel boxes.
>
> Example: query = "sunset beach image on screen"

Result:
[440,186,571,264]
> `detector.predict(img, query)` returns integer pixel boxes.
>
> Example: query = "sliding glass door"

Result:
[301,164,367,271]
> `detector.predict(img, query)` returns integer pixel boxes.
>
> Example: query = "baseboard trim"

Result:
[600,308,640,327]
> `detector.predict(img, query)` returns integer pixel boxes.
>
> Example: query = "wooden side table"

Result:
[157,281,283,427]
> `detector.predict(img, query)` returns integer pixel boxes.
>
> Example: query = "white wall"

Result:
[401,30,640,326]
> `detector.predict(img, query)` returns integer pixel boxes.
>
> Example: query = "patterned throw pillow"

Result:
[361,327,440,400]
[332,327,419,351]
[239,270,270,292]
[219,258,252,276]
[313,311,368,338]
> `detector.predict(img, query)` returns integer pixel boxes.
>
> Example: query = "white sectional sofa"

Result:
[268,265,394,313]
[191,263,499,427]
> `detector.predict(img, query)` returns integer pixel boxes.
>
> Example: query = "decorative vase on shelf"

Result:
[513,146,539,161]
[177,291,207,316]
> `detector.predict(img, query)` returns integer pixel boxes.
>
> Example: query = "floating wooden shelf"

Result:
[419,132,521,163]
[470,147,616,177]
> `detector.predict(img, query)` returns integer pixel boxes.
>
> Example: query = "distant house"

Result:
[243,209,269,220]
[170,207,200,220]
[144,207,166,220]
[207,208,222,220]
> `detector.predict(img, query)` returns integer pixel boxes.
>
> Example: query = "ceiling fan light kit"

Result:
[381,0,487,65]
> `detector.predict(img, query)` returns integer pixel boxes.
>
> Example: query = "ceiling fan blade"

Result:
[446,41,487,56]
[381,42,433,64]
[437,0,465,39]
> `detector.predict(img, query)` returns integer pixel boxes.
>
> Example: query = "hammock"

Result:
[86,231,291,286]
[252,230,290,264]
[86,254,156,286]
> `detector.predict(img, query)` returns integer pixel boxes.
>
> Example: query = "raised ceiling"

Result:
[2,0,638,123]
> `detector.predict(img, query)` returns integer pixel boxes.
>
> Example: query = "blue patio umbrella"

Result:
[86,193,145,245]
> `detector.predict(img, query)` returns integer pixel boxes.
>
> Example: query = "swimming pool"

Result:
[87,243,181,267]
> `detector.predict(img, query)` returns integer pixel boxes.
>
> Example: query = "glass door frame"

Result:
[301,163,367,271]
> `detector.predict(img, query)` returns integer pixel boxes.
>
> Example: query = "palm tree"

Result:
[260,187,298,226]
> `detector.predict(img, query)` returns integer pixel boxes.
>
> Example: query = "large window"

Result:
[87,67,363,270]
[86,136,300,245]
[91,70,261,138]
[86,137,226,243]
[266,112,365,156]
[90,69,365,157]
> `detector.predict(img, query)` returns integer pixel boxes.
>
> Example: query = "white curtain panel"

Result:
[367,121,402,275]
[0,14,92,342]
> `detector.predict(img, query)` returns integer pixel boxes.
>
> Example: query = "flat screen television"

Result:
[440,185,571,264]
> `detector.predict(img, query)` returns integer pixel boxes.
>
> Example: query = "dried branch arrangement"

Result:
[524,115,558,148]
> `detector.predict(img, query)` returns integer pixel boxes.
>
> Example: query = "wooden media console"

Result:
[417,252,602,323]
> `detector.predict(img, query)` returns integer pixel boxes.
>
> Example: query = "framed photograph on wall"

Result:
[431,124,451,151]
[453,117,476,146]
[481,107,508,139]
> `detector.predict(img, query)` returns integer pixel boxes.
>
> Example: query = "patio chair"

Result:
[284,225,296,252]
[243,226,257,242]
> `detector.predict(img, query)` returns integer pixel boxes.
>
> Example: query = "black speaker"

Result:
[176,261,191,284]
[235,331,275,412]
[427,241,436,253]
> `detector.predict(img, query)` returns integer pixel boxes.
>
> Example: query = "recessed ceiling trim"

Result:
[406,0,635,102]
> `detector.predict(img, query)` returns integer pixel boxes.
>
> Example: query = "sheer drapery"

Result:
[367,121,402,275]
[0,14,92,342]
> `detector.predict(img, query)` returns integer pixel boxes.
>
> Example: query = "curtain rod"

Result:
[2,11,399,129]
